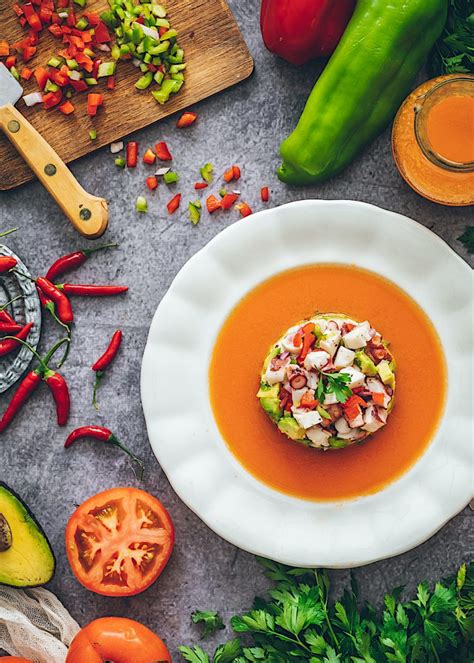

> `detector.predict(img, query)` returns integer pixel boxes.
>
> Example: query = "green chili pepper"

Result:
[136,196,148,212]
[278,0,448,185]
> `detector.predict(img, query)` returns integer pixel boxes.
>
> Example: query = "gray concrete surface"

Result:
[0,0,472,658]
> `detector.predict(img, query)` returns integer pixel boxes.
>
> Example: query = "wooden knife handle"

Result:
[0,103,108,238]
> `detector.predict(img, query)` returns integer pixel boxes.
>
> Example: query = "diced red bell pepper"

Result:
[261,186,270,202]
[19,16,27,27]
[34,66,49,89]
[84,12,101,27]
[93,21,111,43]
[206,195,221,214]
[50,69,69,86]
[57,0,68,6]
[107,76,115,90]
[176,111,197,128]
[167,193,181,214]
[27,29,39,45]
[25,11,42,33]
[221,193,239,210]
[66,11,77,27]
[143,148,156,165]
[12,3,23,16]
[48,23,63,37]
[146,176,158,191]
[236,202,253,217]
[20,66,33,80]
[224,165,241,182]
[158,26,167,37]
[39,5,52,23]
[300,391,318,409]
[87,92,103,116]
[43,89,62,108]
[69,35,85,50]
[69,79,88,92]
[58,100,74,114]
[343,394,367,420]
[5,55,16,69]
[155,141,172,161]
[76,52,94,72]
[92,58,101,78]
[194,182,208,190]
[0,41,9,57]
[126,141,138,168]
[50,11,60,24]
[371,392,386,406]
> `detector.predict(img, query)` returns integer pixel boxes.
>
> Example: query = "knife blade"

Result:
[0,63,108,238]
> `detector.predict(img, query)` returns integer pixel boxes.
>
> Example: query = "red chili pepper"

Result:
[57,284,128,296]
[126,141,138,167]
[43,369,70,426]
[0,295,22,324]
[0,322,33,356]
[45,243,117,282]
[235,202,253,217]
[194,182,208,190]
[65,425,144,478]
[0,370,42,433]
[143,148,156,165]
[261,186,270,202]
[260,0,356,65]
[166,193,181,214]
[0,256,17,272]
[0,321,22,333]
[146,176,158,191]
[221,193,239,210]
[36,277,73,325]
[92,329,122,408]
[224,165,241,183]
[176,111,197,128]
[155,141,172,161]
[206,195,222,214]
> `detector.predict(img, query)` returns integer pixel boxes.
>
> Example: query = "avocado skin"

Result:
[0,481,55,588]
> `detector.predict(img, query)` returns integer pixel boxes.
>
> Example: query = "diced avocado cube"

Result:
[256,383,279,399]
[260,397,283,422]
[329,437,348,449]
[377,360,395,388]
[354,350,378,376]
[278,416,306,440]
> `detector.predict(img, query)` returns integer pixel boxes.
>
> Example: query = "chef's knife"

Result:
[0,63,108,238]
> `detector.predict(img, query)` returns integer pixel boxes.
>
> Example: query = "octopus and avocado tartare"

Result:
[257,314,396,449]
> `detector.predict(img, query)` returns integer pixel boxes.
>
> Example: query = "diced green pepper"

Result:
[148,41,170,56]
[66,59,78,70]
[188,201,201,225]
[97,61,116,77]
[153,70,164,85]
[115,157,126,168]
[75,17,89,30]
[85,77,98,85]
[44,80,59,92]
[163,171,179,184]
[89,129,97,140]
[135,71,153,89]
[136,195,148,212]
[73,0,86,7]
[10,66,19,81]
[159,29,177,41]
[47,56,63,68]
[200,163,213,184]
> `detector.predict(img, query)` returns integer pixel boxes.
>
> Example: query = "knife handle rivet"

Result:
[7,120,20,133]
[44,163,57,176]
[79,208,92,220]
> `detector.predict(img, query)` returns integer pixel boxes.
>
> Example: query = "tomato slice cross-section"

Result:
[65,487,174,597]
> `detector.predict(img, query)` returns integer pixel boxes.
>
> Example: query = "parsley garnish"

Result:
[458,226,474,254]
[179,559,474,662]
[191,610,225,639]
[317,372,352,404]
[430,0,474,75]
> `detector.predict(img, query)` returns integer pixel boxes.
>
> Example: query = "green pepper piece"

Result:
[97,61,116,78]
[159,29,177,41]
[136,196,148,212]
[163,171,179,184]
[188,201,201,226]
[278,0,448,185]
[75,17,89,30]
[115,157,126,168]
[89,129,97,140]
[135,71,153,89]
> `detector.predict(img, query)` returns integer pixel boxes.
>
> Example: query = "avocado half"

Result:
[0,482,55,587]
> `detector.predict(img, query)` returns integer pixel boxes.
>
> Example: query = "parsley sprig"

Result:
[429,0,474,75]
[458,227,474,254]
[192,611,226,639]
[316,372,352,405]
[179,558,474,662]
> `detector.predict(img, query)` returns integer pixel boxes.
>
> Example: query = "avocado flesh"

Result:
[0,483,55,587]
[278,416,306,440]
[260,397,282,421]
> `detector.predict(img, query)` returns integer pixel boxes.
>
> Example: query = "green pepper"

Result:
[135,71,153,89]
[278,0,448,185]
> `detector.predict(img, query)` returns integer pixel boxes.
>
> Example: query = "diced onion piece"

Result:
[155,166,171,176]
[68,70,82,81]
[110,141,124,154]
[134,22,159,40]
[23,91,43,106]
[97,44,111,52]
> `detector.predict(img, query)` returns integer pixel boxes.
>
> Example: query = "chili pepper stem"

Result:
[92,371,103,410]
[2,335,44,367]
[0,228,19,238]
[0,295,24,311]
[109,435,145,480]
[83,242,118,257]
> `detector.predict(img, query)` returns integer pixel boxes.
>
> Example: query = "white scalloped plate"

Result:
[141,200,473,568]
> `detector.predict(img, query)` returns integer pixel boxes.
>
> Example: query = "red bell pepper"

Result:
[87,92,103,116]
[0,41,9,57]
[58,100,74,114]
[34,65,49,89]
[167,193,181,214]
[260,0,356,65]
[43,89,62,108]
[143,148,156,165]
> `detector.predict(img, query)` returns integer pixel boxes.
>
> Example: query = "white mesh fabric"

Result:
[0,586,80,662]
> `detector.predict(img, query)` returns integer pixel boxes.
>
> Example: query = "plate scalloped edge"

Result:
[141,200,473,568]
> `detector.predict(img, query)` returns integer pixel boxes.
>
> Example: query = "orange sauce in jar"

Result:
[426,95,474,164]
[209,265,447,502]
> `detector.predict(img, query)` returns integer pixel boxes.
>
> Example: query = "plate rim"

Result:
[141,199,473,567]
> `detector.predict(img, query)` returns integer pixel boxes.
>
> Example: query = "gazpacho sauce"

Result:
[209,264,446,501]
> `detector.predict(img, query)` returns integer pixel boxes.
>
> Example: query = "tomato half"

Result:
[65,487,174,596]
[65,617,171,663]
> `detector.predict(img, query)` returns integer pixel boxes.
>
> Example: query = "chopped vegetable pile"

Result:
[258,314,396,449]
[0,0,185,119]
[179,557,474,663]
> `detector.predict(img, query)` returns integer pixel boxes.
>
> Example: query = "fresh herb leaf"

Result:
[323,372,353,404]
[458,226,474,254]
[180,561,474,662]
[192,610,225,639]
[430,0,474,75]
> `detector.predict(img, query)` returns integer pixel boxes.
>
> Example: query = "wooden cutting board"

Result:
[0,0,253,189]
